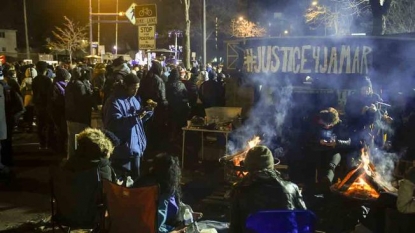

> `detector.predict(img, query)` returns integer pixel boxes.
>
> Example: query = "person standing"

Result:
[0,64,24,168]
[48,67,70,154]
[138,60,168,150]
[166,69,189,142]
[20,65,36,132]
[103,73,153,180]
[65,66,93,158]
[32,61,53,150]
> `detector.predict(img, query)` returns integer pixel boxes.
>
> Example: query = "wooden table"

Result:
[181,127,232,169]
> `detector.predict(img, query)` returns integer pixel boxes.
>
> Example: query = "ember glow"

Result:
[232,136,261,167]
[331,147,397,200]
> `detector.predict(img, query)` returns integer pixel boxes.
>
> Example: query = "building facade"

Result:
[0,29,17,58]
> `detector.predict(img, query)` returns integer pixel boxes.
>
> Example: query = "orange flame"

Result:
[248,136,261,149]
[231,136,261,178]
[344,177,380,199]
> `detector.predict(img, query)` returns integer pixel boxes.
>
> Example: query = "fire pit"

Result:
[330,148,397,201]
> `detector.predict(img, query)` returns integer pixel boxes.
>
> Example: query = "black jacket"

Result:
[63,157,116,182]
[229,169,306,233]
[199,80,221,108]
[32,74,52,108]
[139,73,168,106]
[345,92,383,129]
[65,79,93,125]
[306,116,352,152]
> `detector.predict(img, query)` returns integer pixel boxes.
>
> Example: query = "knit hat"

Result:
[405,167,415,184]
[124,73,140,86]
[113,56,125,67]
[244,145,274,172]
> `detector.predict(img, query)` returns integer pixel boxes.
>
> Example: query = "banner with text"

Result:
[243,38,374,75]
[138,25,156,50]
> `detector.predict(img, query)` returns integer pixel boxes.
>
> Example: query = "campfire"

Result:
[220,136,261,183]
[330,147,397,201]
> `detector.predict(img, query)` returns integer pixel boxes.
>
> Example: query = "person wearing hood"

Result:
[199,70,221,108]
[63,128,117,182]
[103,56,130,105]
[32,61,53,150]
[229,145,306,233]
[65,66,93,158]
[166,69,189,142]
[49,67,70,154]
[21,65,37,132]
[103,73,153,180]
[138,60,168,150]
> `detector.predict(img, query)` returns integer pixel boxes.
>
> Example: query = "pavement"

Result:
[0,130,228,232]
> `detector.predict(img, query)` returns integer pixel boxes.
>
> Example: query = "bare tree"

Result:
[383,0,415,34]
[227,18,267,38]
[48,16,88,62]
[180,0,191,69]
[305,0,370,35]
[369,0,392,35]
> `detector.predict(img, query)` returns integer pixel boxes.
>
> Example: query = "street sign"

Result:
[138,25,156,50]
[125,3,137,25]
[135,4,157,25]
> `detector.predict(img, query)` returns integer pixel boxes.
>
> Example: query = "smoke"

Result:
[227,73,294,156]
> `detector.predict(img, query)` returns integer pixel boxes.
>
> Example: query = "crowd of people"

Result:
[1,56,415,232]
[0,58,229,175]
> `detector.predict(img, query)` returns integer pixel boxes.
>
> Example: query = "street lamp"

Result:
[168,30,183,60]
[312,1,318,6]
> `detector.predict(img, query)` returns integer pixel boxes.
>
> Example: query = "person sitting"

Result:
[397,166,415,213]
[229,145,307,233]
[63,128,118,182]
[134,153,201,233]
[306,107,352,188]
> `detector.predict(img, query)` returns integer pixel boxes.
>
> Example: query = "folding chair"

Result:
[102,179,159,233]
[245,210,317,233]
[50,166,104,233]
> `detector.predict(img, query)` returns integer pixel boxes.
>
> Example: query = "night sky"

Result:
[0,0,160,50]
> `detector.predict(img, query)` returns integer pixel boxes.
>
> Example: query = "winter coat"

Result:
[0,80,25,139]
[103,63,130,104]
[199,80,221,108]
[103,86,152,159]
[65,79,93,125]
[139,73,168,107]
[306,116,352,152]
[345,92,383,129]
[0,82,7,140]
[397,179,415,213]
[32,74,53,109]
[229,169,306,233]
[49,81,67,115]
[63,156,117,182]
[183,79,198,107]
[166,80,189,110]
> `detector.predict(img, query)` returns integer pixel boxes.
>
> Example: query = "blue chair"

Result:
[245,210,317,233]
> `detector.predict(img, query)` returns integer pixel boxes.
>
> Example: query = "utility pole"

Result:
[23,0,30,59]
[97,0,100,45]
[89,0,93,55]
[115,0,119,57]
[202,0,206,67]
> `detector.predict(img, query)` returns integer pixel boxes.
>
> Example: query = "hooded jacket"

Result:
[229,169,306,233]
[103,85,151,159]
[139,62,168,106]
[65,78,93,125]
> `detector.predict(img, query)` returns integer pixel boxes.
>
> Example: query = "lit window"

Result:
[0,32,5,38]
